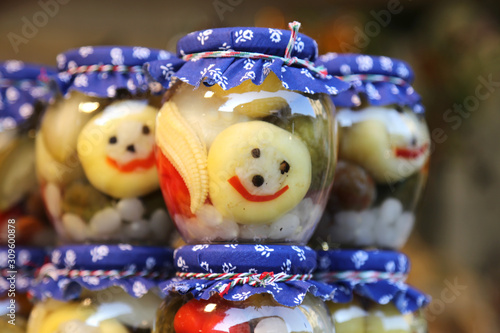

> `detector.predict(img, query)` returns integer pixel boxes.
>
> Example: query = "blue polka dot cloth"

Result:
[55,46,182,98]
[315,249,430,313]
[147,24,351,95]
[0,246,48,295]
[32,245,174,301]
[315,53,424,113]
[161,244,337,307]
[0,60,56,131]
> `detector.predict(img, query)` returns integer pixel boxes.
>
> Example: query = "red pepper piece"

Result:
[156,149,193,218]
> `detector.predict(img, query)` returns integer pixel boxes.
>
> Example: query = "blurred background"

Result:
[1,0,499,331]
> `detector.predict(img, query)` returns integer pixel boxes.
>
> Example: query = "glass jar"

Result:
[0,247,48,332]
[29,245,174,333]
[155,293,334,333]
[150,25,350,244]
[328,297,427,333]
[312,54,430,250]
[36,46,183,245]
[28,287,162,333]
[0,61,56,246]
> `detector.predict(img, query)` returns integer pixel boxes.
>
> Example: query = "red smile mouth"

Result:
[228,175,289,202]
[394,143,429,159]
[106,150,156,173]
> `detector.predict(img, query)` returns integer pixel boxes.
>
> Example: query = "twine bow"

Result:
[176,271,312,296]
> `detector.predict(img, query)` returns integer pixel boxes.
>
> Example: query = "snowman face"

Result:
[77,100,159,198]
[207,121,311,224]
[338,106,430,183]
[105,120,155,168]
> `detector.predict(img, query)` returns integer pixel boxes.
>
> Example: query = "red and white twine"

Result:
[64,64,144,75]
[176,271,312,296]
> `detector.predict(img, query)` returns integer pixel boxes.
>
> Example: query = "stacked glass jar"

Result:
[147,22,353,332]
[311,53,431,332]
[0,61,56,247]
[0,61,56,333]
[28,46,184,333]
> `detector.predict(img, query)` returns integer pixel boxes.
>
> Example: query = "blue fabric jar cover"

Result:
[0,246,48,295]
[0,61,56,131]
[56,46,183,98]
[33,245,174,301]
[161,244,336,307]
[315,249,430,313]
[147,21,351,95]
[315,53,424,113]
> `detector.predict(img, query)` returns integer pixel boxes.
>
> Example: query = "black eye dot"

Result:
[395,105,404,113]
[142,125,150,135]
[251,148,260,158]
[280,161,290,174]
[109,136,117,144]
[252,175,264,187]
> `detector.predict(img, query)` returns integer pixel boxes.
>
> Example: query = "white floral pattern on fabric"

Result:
[16,104,33,118]
[64,250,76,268]
[366,82,381,100]
[254,245,274,258]
[351,250,369,269]
[222,262,237,273]
[232,291,252,301]
[133,47,151,59]
[235,29,254,43]
[177,256,188,271]
[78,46,94,58]
[379,56,393,71]
[294,37,305,53]
[385,261,396,273]
[133,281,148,297]
[269,29,283,43]
[200,261,212,273]
[110,47,124,65]
[6,87,19,102]
[5,60,23,73]
[356,55,374,71]
[73,74,88,88]
[396,64,410,78]
[90,245,109,262]
[118,244,133,251]
[340,64,351,75]
[294,292,305,304]
[197,30,213,45]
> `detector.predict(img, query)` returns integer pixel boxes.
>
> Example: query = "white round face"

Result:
[77,100,159,198]
[207,121,312,225]
[337,106,430,183]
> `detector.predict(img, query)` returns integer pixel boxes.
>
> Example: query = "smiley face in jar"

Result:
[150,26,350,244]
[312,54,430,250]
[36,46,183,245]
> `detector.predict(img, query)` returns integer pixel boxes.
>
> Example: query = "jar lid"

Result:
[315,249,430,313]
[55,46,181,98]
[315,53,424,113]
[0,60,56,131]
[162,244,336,307]
[0,246,49,295]
[148,22,350,95]
[33,245,174,301]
